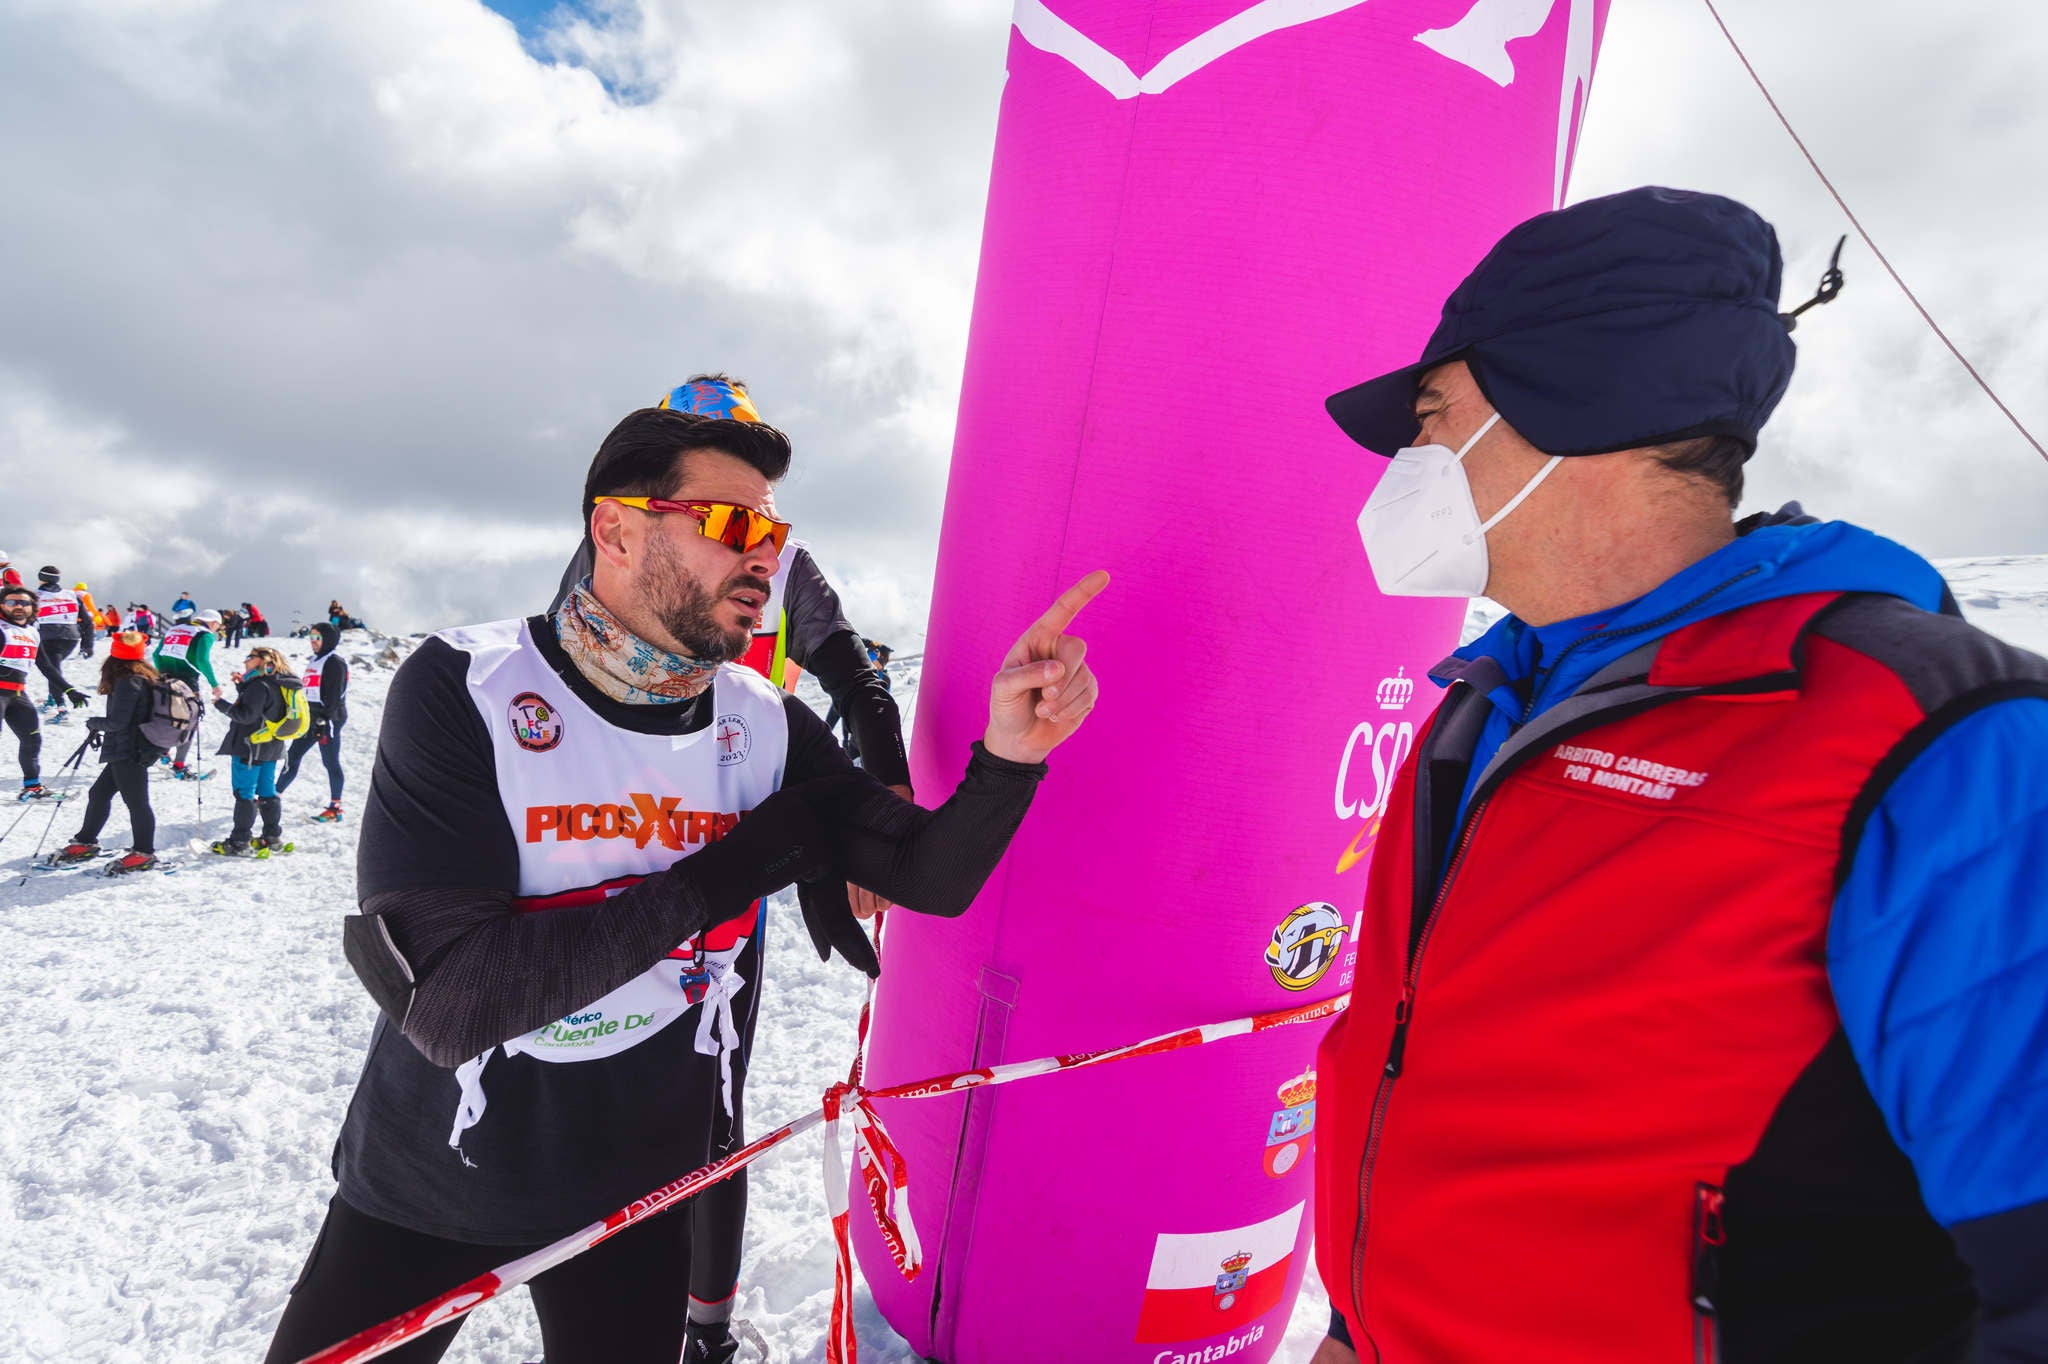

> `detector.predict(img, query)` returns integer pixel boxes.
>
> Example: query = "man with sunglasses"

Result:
[1,584,55,801]
[554,378,914,916]
[272,403,1104,1364]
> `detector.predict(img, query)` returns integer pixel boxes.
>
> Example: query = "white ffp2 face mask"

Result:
[1356,411,1563,598]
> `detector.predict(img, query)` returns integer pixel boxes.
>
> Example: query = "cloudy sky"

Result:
[2,0,2043,639]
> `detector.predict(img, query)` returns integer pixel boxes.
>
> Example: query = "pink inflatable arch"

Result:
[858,3,1611,1359]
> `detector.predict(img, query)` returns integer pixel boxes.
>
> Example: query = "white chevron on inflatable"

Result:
[1410,0,1597,206]
[1414,0,1554,86]
[1011,0,1377,99]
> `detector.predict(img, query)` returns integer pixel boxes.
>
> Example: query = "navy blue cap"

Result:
[1327,187,1797,458]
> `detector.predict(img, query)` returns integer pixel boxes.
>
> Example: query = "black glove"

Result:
[677,784,837,922]
[85,716,108,734]
[85,727,105,751]
[682,1319,738,1364]
[799,876,880,979]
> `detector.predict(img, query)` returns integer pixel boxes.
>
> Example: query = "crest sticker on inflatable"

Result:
[1262,1070,1317,1177]
[1135,1203,1304,1343]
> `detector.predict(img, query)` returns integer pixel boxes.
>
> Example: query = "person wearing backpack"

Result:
[155,610,225,780]
[49,632,183,874]
[277,621,349,823]
[210,644,308,856]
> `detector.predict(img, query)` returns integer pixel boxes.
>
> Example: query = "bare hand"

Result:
[984,571,1107,765]
[1310,1337,1359,1364]
[847,784,916,921]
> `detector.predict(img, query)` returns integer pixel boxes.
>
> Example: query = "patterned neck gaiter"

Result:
[554,580,720,705]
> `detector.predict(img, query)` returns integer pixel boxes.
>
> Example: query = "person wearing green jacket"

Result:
[154,609,225,779]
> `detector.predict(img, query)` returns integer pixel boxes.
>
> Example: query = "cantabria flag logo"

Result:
[1134,1202,1305,1344]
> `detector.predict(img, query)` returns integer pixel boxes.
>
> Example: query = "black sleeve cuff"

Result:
[1328,1304,1353,1348]
[967,739,1049,780]
[1952,1197,2048,1361]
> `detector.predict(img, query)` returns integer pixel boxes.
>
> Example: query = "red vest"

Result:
[1314,593,1968,1362]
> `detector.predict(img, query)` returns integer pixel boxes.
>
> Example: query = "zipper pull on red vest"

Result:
[1384,986,1416,1078]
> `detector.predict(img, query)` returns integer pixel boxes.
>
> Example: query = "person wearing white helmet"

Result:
[153,609,225,779]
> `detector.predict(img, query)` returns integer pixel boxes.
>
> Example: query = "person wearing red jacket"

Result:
[1312,188,2047,1363]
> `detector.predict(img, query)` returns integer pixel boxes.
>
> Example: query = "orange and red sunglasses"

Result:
[592,496,791,554]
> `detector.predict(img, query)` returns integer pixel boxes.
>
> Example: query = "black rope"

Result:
[1701,0,2047,463]
[1781,234,1845,330]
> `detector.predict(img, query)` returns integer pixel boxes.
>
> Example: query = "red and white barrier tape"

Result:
[296,992,1347,1364]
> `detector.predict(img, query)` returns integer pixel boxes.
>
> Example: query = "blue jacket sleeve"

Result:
[1830,697,2048,1358]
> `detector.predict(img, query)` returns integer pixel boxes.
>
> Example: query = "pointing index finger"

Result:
[1033,570,1110,638]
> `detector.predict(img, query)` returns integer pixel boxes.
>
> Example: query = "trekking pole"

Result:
[195,755,207,844]
[17,740,93,883]
[189,711,207,847]
[0,736,91,849]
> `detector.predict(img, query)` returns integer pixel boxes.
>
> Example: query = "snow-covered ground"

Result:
[2,559,2042,1363]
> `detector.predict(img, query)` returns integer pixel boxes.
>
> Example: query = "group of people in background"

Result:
[0,551,352,872]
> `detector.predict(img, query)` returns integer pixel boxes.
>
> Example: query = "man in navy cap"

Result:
[1310,187,2047,1363]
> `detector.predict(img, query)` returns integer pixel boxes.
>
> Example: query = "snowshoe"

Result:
[106,851,158,875]
[310,803,343,824]
[17,784,59,802]
[48,841,101,865]
[170,766,212,782]
[209,838,254,857]
[252,838,295,859]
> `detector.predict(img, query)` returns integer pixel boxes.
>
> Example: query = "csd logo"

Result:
[1265,903,1349,992]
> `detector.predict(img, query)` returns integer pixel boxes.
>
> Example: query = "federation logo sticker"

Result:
[1265,902,1348,992]
[714,714,752,766]
[509,691,564,753]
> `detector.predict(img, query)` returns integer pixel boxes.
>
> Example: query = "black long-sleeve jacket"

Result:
[330,621,1039,1275]
[92,674,167,765]
[212,672,300,762]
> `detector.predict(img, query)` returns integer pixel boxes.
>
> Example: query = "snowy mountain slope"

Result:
[2,557,2042,1362]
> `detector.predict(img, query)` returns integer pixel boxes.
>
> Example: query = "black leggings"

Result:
[75,760,155,853]
[35,633,77,703]
[277,715,345,801]
[3,692,41,783]
[264,1194,693,1364]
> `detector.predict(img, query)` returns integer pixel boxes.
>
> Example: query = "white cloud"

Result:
[1568,0,2048,555]
[0,0,2041,645]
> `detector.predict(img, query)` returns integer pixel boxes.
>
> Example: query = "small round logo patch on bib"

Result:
[714,713,751,766]
[509,691,564,753]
